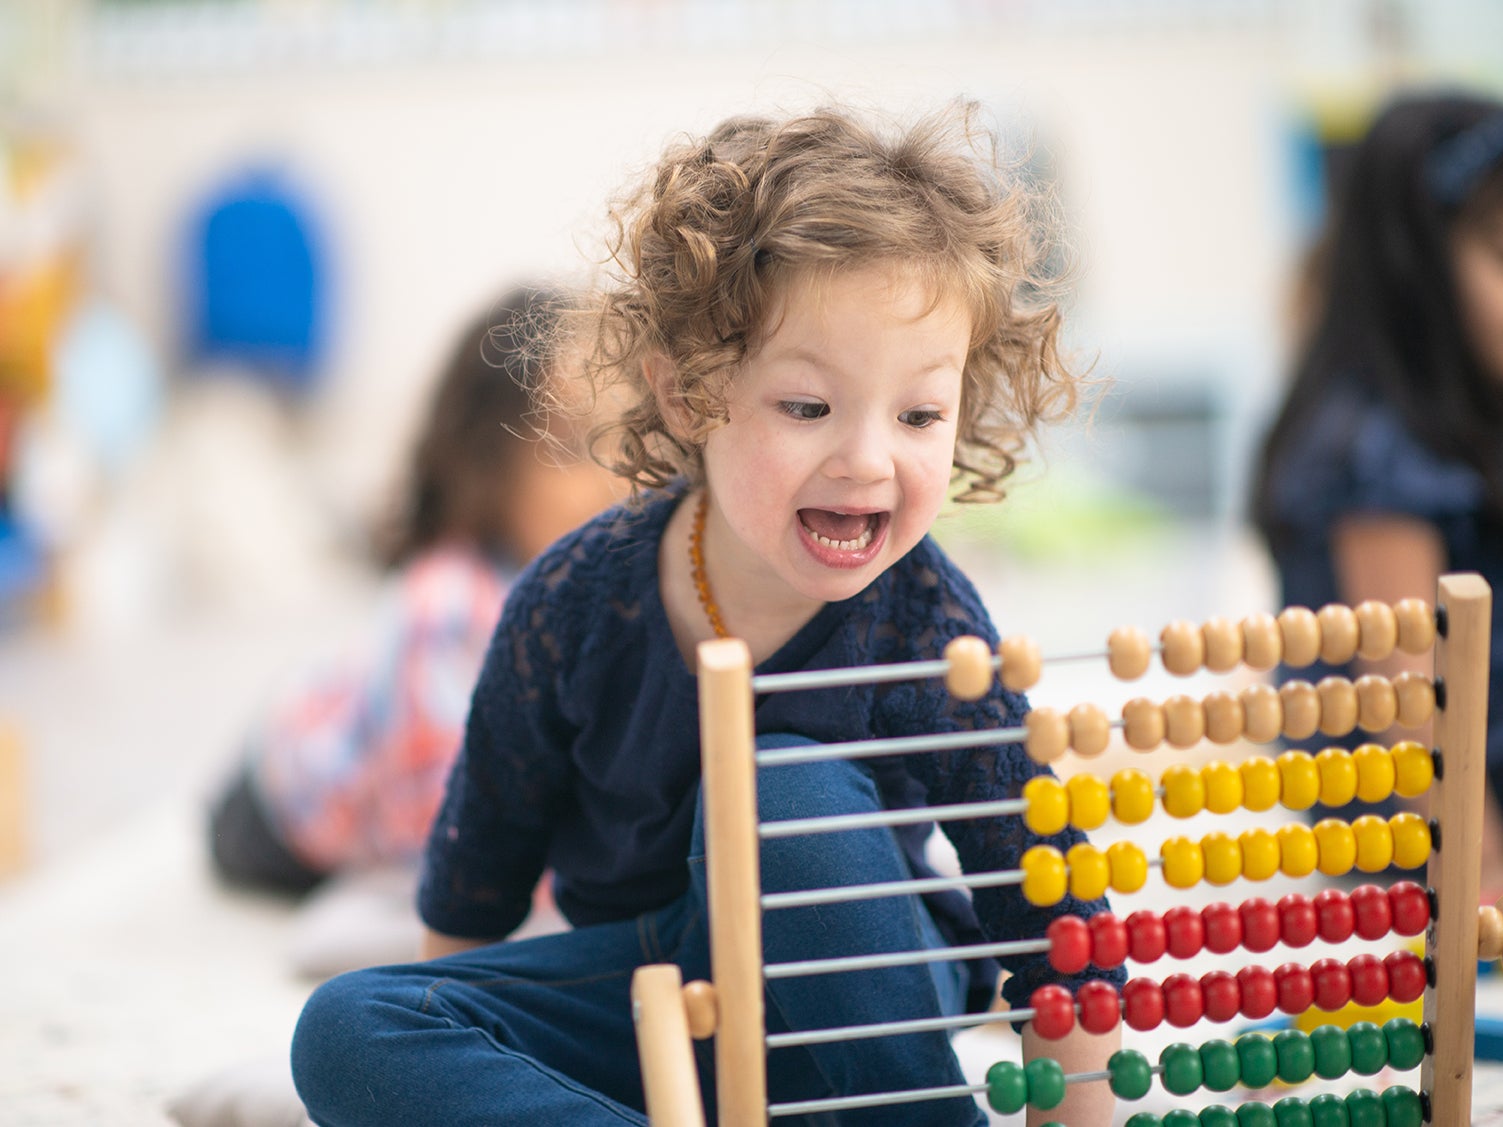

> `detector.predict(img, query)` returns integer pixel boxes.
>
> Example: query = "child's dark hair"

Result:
[1253,89,1503,540]
[379,285,568,567]
[574,100,1080,503]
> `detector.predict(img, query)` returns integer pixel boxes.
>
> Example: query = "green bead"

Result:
[1165,1113,1200,1127]
[1273,1096,1315,1127]
[1159,1041,1204,1096]
[1237,1103,1278,1127]
[1200,1038,1240,1092]
[1310,1023,1353,1080]
[1381,1085,1424,1127]
[1200,1109,1239,1127]
[1308,1092,1349,1127]
[1237,1033,1279,1089]
[985,1060,1027,1115]
[1109,1048,1154,1101]
[1024,1057,1066,1111]
[1274,1029,1315,1084]
[1346,1022,1387,1076]
[1126,1115,1163,1127]
[1344,1088,1384,1127]
[1384,1017,1427,1071]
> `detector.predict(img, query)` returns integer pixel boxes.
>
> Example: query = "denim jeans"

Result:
[291,737,985,1126]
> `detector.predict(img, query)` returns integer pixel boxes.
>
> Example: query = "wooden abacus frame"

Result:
[631,573,1492,1125]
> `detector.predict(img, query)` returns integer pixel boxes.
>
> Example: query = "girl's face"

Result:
[700,264,970,612]
[1455,207,1503,384]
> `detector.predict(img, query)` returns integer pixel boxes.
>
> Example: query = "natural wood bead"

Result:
[1163,694,1206,749]
[1480,906,1503,962]
[1240,683,1283,743]
[1122,697,1166,751]
[1068,703,1111,757]
[1242,612,1283,671]
[1354,600,1399,662]
[1394,598,1437,654]
[1107,626,1152,681]
[1279,680,1321,741]
[1354,674,1399,733]
[682,979,719,1040]
[1394,672,1436,729]
[1160,620,1205,676]
[1202,617,1243,673]
[999,636,1042,693]
[1278,606,1321,668]
[1316,676,1359,737]
[1203,691,1245,744]
[1025,707,1069,763]
[943,635,993,701]
[1316,603,1360,666]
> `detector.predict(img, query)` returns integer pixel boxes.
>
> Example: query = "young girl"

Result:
[1252,91,1503,891]
[208,285,617,898]
[292,104,1123,1126]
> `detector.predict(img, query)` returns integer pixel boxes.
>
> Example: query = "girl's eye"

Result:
[779,400,829,421]
[899,408,945,429]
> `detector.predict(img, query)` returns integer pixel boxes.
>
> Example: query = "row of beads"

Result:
[1021,743,1433,834]
[1023,675,1434,762]
[1018,813,1430,905]
[1045,884,1430,973]
[1027,952,1427,1037]
[1122,1087,1423,1127]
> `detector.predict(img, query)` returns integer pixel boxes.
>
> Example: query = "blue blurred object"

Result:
[52,297,164,473]
[182,166,330,393]
[0,513,45,625]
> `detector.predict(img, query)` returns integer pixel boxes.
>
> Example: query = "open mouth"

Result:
[797,508,887,552]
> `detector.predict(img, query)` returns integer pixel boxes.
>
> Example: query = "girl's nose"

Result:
[824,420,895,484]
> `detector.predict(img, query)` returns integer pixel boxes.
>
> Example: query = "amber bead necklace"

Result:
[689,491,730,639]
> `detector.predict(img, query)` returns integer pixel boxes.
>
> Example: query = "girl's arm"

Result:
[420,926,500,961]
[1022,1024,1120,1127]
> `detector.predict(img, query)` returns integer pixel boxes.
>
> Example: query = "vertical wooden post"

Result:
[632,964,707,1127]
[0,721,25,878]
[1422,572,1491,1124]
[697,638,765,1127]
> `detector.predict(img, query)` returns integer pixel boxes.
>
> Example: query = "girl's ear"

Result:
[644,352,693,439]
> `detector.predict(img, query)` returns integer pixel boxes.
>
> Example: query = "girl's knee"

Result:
[290,968,398,1111]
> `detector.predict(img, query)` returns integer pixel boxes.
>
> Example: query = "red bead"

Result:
[1161,972,1204,1027]
[1075,979,1121,1035]
[1122,976,1165,1031]
[1278,893,1318,947]
[1310,957,1353,1011]
[1088,912,1129,969]
[1201,970,1240,1022]
[1237,964,1278,1019]
[1029,983,1076,1040]
[1164,905,1205,959]
[1314,888,1356,943]
[1274,961,1315,1015]
[1126,910,1167,964]
[1349,884,1393,941]
[1348,952,1389,1007]
[1240,897,1280,953]
[1385,949,1428,1003]
[1389,881,1431,936]
[1048,915,1091,974]
[1202,901,1242,954]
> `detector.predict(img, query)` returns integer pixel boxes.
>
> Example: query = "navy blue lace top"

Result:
[418,487,1124,1009]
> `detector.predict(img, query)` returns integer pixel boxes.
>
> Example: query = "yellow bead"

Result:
[1240,756,1281,812]
[1390,812,1432,870]
[1160,836,1204,889]
[1202,761,1244,815]
[1392,740,1434,798]
[1277,822,1319,877]
[1201,831,1242,885]
[1277,750,1321,811]
[1239,827,1280,881]
[1353,743,1398,803]
[1110,769,1155,825]
[1066,773,1110,831]
[1023,776,1069,836]
[1067,842,1110,901]
[1020,844,1068,906]
[1315,748,1358,807]
[1351,814,1394,872]
[1313,817,1357,877]
[1108,840,1149,893]
[1161,763,1206,819]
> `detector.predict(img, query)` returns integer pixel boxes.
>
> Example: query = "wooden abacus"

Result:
[631,574,1494,1125]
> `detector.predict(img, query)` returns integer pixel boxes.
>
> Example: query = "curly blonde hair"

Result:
[573,100,1080,503]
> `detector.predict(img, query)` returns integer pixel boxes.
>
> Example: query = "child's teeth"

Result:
[810,526,874,551]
